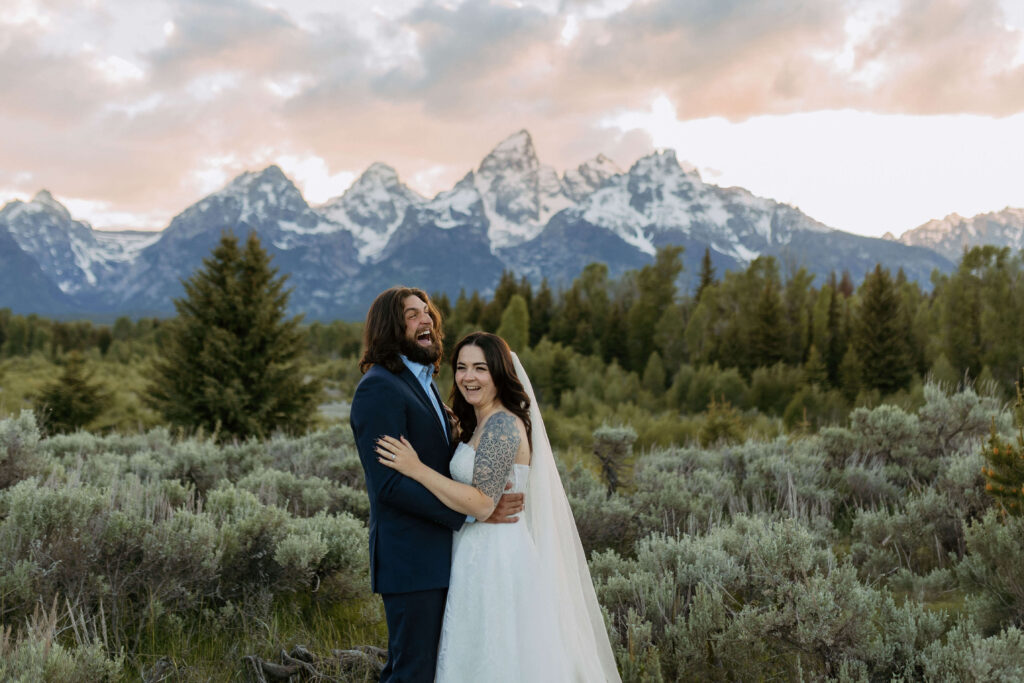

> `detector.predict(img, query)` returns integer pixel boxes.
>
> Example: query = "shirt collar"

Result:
[400,354,433,382]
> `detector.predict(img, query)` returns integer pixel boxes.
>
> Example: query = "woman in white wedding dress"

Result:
[376,332,620,682]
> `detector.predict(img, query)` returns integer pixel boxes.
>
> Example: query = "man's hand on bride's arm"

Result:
[376,435,425,477]
[481,486,524,524]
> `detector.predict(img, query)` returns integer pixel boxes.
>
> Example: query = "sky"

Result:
[1,0,1023,238]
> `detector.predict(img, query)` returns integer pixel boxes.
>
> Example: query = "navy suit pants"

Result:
[380,588,447,683]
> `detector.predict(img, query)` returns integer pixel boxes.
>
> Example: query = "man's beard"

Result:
[400,334,441,366]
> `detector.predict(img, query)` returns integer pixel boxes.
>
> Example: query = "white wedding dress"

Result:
[435,354,621,682]
[435,442,571,682]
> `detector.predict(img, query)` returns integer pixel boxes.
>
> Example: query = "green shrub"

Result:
[957,510,1024,632]
[0,411,45,489]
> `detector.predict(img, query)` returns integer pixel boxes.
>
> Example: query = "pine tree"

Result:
[804,344,828,387]
[496,294,530,351]
[825,277,845,385]
[696,246,716,301]
[529,279,554,346]
[853,264,913,393]
[34,352,110,434]
[749,279,785,370]
[145,232,321,441]
[626,246,684,371]
[838,347,862,402]
[983,385,1024,517]
[838,270,855,298]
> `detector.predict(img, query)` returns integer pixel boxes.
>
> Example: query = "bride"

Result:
[375,331,620,682]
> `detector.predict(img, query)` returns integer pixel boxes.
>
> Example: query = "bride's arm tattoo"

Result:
[472,413,520,504]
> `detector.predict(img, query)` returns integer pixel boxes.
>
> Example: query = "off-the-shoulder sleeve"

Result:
[472,412,521,504]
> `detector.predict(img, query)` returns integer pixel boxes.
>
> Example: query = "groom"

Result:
[351,286,523,682]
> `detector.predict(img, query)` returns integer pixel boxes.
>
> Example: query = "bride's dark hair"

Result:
[449,332,532,449]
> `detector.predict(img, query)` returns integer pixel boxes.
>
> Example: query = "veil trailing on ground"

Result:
[511,353,621,682]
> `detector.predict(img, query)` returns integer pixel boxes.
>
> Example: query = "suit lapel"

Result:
[398,367,449,443]
[430,381,452,443]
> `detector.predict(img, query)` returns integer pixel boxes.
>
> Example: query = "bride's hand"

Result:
[376,435,424,476]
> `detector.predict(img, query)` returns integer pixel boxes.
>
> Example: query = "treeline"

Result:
[4,243,1024,430]
[0,311,361,362]
[429,245,1024,413]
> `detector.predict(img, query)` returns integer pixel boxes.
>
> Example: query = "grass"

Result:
[122,595,387,681]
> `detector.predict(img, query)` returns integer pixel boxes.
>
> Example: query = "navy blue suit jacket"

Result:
[350,363,466,594]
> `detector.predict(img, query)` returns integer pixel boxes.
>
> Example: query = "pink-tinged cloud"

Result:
[0,0,1022,231]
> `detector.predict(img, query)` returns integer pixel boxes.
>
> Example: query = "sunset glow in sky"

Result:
[2,0,1023,238]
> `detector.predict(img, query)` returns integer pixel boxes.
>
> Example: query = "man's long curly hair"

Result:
[359,286,444,376]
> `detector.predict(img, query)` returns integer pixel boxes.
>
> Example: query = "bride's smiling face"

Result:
[455,345,497,408]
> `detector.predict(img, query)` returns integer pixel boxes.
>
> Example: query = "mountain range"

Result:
[885,208,1024,262]
[0,130,1004,321]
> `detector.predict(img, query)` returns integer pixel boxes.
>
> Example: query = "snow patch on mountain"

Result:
[896,207,1024,262]
[318,162,424,261]
[422,174,482,230]
[473,130,575,249]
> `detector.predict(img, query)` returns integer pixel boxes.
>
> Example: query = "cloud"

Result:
[0,0,1022,231]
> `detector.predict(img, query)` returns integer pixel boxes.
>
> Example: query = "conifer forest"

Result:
[1,237,1024,680]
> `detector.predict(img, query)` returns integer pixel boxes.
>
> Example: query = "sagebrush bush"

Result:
[0,381,1018,679]
[0,416,373,673]
[0,410,45,488]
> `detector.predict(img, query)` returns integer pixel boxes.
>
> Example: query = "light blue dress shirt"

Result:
[400,355,447,440]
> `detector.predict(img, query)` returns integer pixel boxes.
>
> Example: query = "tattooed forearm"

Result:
[472,412,520,504]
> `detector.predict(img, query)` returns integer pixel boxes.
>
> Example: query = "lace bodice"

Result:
[451,442,529,495]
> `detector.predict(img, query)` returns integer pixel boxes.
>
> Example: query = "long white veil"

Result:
[512,353,621,682]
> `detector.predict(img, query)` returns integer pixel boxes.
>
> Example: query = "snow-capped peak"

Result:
[225,164,296,197]
[30,190,73,220]
[897,207,1024,261]
[563,154,623,201]
[473,130,574,249]
[317,163,425,262]
[479,130,539,175]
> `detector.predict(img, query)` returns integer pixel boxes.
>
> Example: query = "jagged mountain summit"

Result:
[0,130,956,319]
[889,208,1024,262]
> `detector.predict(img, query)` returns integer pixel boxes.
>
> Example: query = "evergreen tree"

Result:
[642,351,667,394]
[33,352,110,434]
[96,328,113,356]
[983,385,1024,516]
[782,268,814,364]
[479,270,519,332]
[838,347,862,402]
[928,353,960,388]
[626,246,683,371]
[749,279,785,370]
[825,278,845,385]
[496,294,530,351]
[696,246,716,301]
[838,270,855,298]
[602,302,629,364]
[853,264,913,393]
[529,279,554,346]
[804,344,828,386]
[653,302,688,374]
[145,232,321,441]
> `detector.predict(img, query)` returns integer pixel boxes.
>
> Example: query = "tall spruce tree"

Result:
[853,264,913,393]
[33,351,110,434]
[696,246,716,301]
[749,278,785,370]
[145,232,321,441]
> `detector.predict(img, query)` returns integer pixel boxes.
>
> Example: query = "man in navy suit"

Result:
[351,286,522,682]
